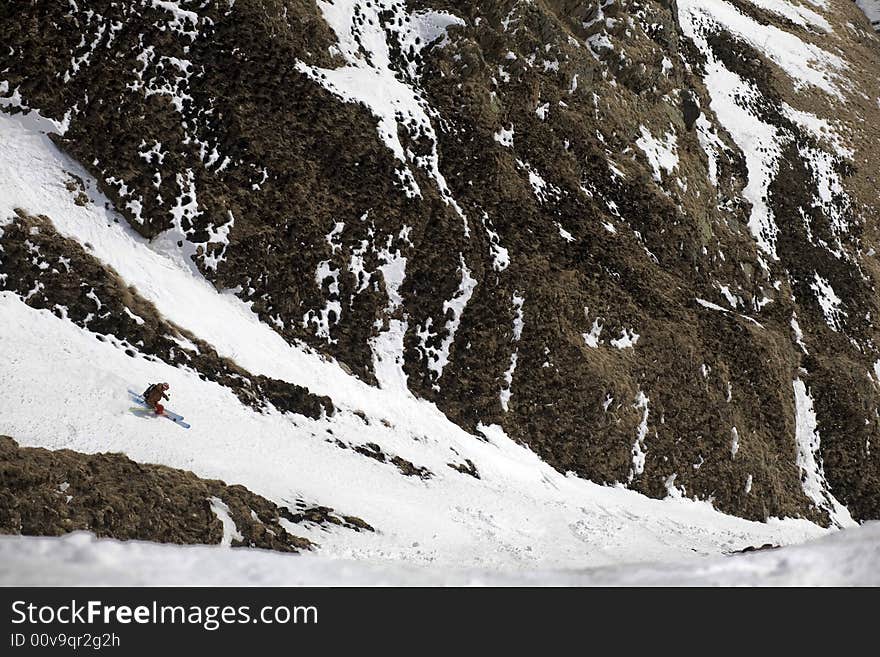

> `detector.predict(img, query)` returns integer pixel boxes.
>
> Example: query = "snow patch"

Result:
[628,392,650,483]
[636,125,678,183]
[793,380,855,527]
[480,212,509,271]
[500,292,525,412]
[582,317,603,349]
[416,256,476,383]
[494,125,514,147]
[856,0,880,29]
[371,243,409,391]
[610,328,640,350]
[810,273,846,331]
[209,497,244,547]
[746,0,832,32]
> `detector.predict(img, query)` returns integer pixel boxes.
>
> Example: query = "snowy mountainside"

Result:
[0,107,828,568]
[2,0,880,573]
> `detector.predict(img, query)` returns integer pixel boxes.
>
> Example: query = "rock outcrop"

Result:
[0,435,371,550]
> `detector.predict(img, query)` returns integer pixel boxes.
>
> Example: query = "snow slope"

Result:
[857,1,880,29]
[0,107,834,577]
[2,524,878,586]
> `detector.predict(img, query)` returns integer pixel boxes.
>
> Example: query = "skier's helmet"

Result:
[161,383,170,390]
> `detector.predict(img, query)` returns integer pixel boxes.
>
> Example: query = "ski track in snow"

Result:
[0,109,836,577]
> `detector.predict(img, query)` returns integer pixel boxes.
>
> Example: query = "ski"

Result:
[164,415,191,430]
[127,389,191,429]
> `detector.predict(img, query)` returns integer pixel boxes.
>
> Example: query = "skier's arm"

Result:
[162,392,170,400]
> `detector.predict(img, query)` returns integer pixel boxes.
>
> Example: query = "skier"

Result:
[142,382,170,415]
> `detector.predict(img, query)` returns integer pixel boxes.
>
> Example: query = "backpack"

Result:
[142,384,157,400]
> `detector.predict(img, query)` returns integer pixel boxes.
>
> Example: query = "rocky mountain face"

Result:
[2,0,880,530]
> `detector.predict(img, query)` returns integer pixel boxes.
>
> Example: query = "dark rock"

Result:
[0,435,311,551]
